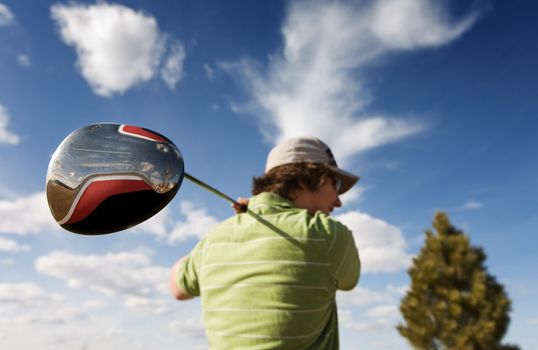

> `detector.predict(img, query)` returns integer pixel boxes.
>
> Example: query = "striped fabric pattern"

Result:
[177,192,360,350]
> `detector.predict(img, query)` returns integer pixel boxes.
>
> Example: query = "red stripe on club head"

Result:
[66,179,153,224]
[119,125,169,142]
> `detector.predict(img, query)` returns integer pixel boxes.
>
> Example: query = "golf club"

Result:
[46,123,244,235]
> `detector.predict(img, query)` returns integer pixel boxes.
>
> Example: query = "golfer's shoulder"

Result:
[310,211,352,236]
[206,215,238,236]
[202,212,257,242]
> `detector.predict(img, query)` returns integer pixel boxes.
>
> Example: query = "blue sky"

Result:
[1,0,537,349]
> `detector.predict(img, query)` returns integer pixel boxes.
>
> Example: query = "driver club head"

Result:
[46,123,184,235]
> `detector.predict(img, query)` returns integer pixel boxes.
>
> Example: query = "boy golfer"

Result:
[170,137,360,349]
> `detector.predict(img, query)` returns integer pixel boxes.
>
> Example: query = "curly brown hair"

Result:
[252,163,337,200]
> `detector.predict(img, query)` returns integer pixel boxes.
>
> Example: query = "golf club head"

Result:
[46,123,184,235]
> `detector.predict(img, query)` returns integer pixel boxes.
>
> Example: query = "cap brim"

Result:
[329,166,359,194]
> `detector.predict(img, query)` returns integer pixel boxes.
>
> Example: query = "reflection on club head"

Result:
[46,123,184,235]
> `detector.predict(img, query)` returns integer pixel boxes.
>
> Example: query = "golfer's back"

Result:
[179,192,359,350]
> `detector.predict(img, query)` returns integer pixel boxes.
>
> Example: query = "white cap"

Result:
[265,137,359,194]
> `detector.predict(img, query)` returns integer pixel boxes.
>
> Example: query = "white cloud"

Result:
[366,304,399,319]
[134,200,219,244]
[0,279,202,349]
[0,282,64,308]
[0,103,20,145]
[161,40,186,89]
[35,250,168,297]
[370,0,478,49]
[0,192,57,235]
[51,2,186,96]
[337,284,407,307]
[0,282,94,350]
[0,3,15,26]
[17,54,31,67]
[0,236,30,253]
[386,283,408,296]
[105,328,125,338]
[168,201,219,244]
[223,0,480,161]
[336,211,412,273]
[338,286,390,306]
[340,185,366,205]
[13,307,86,325]
[0,258,13,265]
[460,200,485,210]
[337,284,404,334]
[168,317,206,338]
[338,307,394,333]
[82,299,107,310]
[124,296,170,315]
[135,205,171,239]
[204,63,215,80]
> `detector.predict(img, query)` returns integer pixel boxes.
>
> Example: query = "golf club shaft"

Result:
[184,172,244,208]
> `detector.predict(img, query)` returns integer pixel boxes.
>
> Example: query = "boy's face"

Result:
[293,178,342,215]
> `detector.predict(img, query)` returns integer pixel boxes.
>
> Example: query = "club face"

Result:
[46,123,184,235]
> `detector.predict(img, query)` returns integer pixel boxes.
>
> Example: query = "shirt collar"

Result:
[247,192,295,212]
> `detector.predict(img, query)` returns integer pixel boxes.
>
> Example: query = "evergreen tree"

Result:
[397,212,519,350]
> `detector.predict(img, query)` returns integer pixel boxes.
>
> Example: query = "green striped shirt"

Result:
[177,192,360,349]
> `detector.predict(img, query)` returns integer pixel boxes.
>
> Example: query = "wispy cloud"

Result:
[366,304,399,319]
[222,0,480,161]
[124,296,171,315]
[0,282,103,350]
[0,282,64,308]
[0,237,30,253]
[0,282,88,325]
[13,307,87,325]
[460,200,485,211]
[0,258,13,266]
[0,279,203,348]
[35,250,169,298]
[338,286,389,306]
[50,2,186,96]
[161,39,186,89]
[204,63,215,81]
[135,200,219,244]
[337,284,406,335]
[135,206,171,240]
[337,284,406,307]
[0,192,57,235]
[0,2,15,26]
[16,54,31,67]
[168,201,219,244]
[336,210,412,273]
[0,104,20,145]
[369,0,479,49]
[340,185,366,205]
[338,307,394,333]
[168,317,207,339]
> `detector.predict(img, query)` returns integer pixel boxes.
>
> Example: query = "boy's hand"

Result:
[232,197,249,214]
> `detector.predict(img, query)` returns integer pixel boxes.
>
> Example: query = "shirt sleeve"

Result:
[321,215,360,290]
[176,241,203,297]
